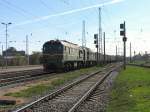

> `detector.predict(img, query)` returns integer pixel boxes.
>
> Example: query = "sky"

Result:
[0,0,149,56]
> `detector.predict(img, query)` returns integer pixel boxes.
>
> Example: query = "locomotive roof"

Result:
[44,40,94,52]
[61,40,77,46]
[45,40,80,49]
[61,40,81,49]
[81,46,93,52]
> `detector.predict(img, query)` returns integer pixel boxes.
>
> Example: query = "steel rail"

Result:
[68,66,119,112]
[13,64,121,112]
[0,73,54,87]
[13,70,102,112]
[0,71,53,87]
[0,69,43,78]
[0,70,48,82]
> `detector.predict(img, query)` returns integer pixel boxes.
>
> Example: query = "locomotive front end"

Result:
[42,40,63,71]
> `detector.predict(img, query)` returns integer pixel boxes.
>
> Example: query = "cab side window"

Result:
[79,50,82,58]
[87,52,89,59]
[64,46,66,51]
[69,48,70,54]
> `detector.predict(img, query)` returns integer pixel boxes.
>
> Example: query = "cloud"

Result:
[14,0,124,27]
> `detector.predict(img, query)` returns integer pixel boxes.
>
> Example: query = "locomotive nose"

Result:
[43,53,63,70]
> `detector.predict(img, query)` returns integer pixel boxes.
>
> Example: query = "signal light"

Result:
[96,45,98,48]
[94,34,98,48]
[94,40,97,44]
[120,24,124,29]
[120,31,125,36]
[120,23,125,36]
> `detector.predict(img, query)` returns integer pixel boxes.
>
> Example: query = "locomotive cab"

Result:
[43,40,63,70]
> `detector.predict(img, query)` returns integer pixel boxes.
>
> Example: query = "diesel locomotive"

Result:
[42,40,116,71]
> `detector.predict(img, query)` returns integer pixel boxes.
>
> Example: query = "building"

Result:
[3,47,25,58]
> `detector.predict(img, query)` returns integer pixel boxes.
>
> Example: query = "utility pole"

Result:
[120,21,127,70]
[123,22,127,70]
[0,42,3,69]
[114,30,119,59]
[103,32,106,64]
[134,50,136,62]
[0,42,1,55]
[1,22,12,69]
[130,42,132,63]
[82,20,86,47]
[116,45,118,62]
[99,7,102,63]
[26,35,29,65]
[2,45,3,55]
[2,45,4,69]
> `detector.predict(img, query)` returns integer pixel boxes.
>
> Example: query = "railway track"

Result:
[0,69,44,78]
[13,63,122,112]
[69,66,121,112]
[0,69,53,87]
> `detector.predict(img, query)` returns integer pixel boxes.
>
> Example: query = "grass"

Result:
[107,66,150,112]
[130,60,150,66]
[4,66,102,98]
[129,60,145,65]
[4,84,53,97]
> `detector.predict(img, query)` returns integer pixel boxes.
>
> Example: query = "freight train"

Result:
[42,40,116,71]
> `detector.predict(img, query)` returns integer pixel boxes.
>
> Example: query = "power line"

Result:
[39,0,55,12]
[38,0,72,39]
[38,0,70,33]
[0,0,70,37]
[82,20,86,47]
[59,0,70,5]
[0,1,28,18]
[1,2,36,20]
[2,0,37,18]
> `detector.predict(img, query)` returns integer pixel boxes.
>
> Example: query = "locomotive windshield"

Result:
[43,43,63,53]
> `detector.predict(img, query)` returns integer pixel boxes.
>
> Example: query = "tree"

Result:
[7,47,16,52]
[143,54,149,63]
[13,54,26,66]
[29,52,42,65]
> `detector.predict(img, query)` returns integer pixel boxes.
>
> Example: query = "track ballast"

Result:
[13,63,122,112]
[0,69,53,87]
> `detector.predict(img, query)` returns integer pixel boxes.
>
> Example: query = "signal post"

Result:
[120,21,127,70]
[94,34,99,64]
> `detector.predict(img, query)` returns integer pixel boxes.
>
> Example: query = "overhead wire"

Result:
[59,0,70,5]
[39,0,73,40]
[59,0,92,43]
[2,0,37,18]
[0,0,42,52]
[102,7,121,55]
[0,0,39,35]
[1,0,67,38]
[39,0,55,12]
[0,1,29,18]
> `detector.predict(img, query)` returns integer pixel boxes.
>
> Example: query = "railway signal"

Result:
[120,21,127,70]
[94,34,98,47]
[94,34,98,64]
[120,24,125,36]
